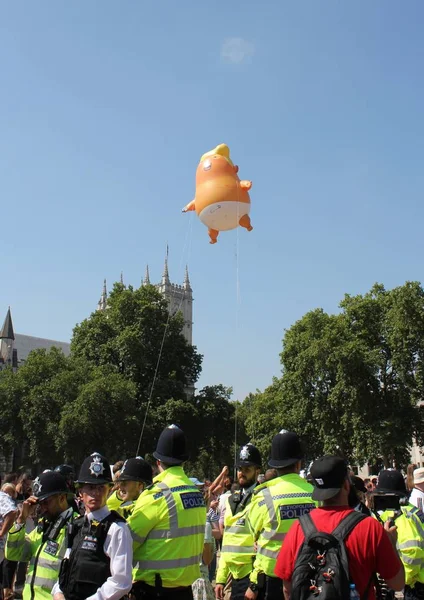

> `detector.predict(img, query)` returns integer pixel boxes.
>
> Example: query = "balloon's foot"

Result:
[247,226,253,232]
[209,240,217,245]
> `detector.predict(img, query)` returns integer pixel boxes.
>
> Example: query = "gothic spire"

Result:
[162,245,170,285]
[0,307,15,340]
[184,265,192,291]
[143,265,151,285]
[97,280,107,311]
[120,271,124,285]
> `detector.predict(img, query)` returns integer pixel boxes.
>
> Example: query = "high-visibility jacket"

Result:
[247,473,315,584]
[216,488,256,583]
[106,490,124,512]
[128,466,206,588]
[379,505,424,588]
[5,508,78,600]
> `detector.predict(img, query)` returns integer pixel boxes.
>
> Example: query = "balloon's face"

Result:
[196,154,238,183]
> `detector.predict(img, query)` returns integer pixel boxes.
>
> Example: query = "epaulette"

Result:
[252,481,268,495]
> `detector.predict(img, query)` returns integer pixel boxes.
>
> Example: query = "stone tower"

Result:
[97,258,193,346]
[155,257,193,346]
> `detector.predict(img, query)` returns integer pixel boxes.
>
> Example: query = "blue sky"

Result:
[1,1,424,402]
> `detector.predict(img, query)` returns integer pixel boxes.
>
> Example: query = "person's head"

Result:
[374,469,407,496]
[265,468,278,482]
[223,476,232,491]
[112,461,124,481]
[268,430,304,475]
[17,472,33,496]
[32,471,70,520]
[76,452,113,513]
[54,465,76,493]
[348,475,366,507]
[310,455,351,506]
[3,473,19,485]
[372,469,408,511]
[1,483,17,499]
[413,467,424,493]
[406,464,417,492]
[116,457,153,502]
[153,424,189,471]
[235,444,262,489]
[117,459,153,502]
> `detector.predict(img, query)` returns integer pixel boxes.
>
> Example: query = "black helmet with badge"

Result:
[116,457,153,485]
[268,429,304,468]
[236,443,262,468]
[153,424,189,466]
[76,452,112,485]
[33,471,69,501]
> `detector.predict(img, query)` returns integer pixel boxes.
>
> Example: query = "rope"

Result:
[136,214,194,455]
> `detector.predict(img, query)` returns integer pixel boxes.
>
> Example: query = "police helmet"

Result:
[153,424,189,465]
[236,443,262,468]
[76,452,113,485]
[268,429,304,468]
[32,471,69,501]
[54,464,75,481]
[374,469,407,496]
[116,457,153,485]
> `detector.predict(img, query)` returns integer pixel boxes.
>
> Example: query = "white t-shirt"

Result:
[0,491,17,551]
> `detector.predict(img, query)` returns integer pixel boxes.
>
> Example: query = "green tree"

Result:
[186,385,237,480]
[57,369,138,464]
[0,367,25,459]
[72,283,203,453]
[241,282,424,469]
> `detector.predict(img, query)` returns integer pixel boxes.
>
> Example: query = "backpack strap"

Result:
[331,510,366,542]
[331,511,367,590]
[299,512,318,541]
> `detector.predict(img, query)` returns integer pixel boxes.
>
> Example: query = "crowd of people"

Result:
[0,425,424,600]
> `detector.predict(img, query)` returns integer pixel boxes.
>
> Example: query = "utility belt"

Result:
[131,577,191,599]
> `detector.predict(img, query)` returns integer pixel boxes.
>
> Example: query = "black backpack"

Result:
[290,511,366,600]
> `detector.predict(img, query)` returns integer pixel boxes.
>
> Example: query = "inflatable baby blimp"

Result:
[182,143,253,244]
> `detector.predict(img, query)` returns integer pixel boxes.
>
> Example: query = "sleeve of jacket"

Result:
[397,515,424,587]
[247,494,265,585]
[5,523,34,562]
[216,497,232,584]
[127,489,160,553]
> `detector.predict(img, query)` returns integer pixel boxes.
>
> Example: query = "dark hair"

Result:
[3,473,19,484]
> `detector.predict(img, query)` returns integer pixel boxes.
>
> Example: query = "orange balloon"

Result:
[183,144,253,244]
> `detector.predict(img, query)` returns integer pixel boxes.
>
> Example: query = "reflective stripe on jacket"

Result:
[6,509,78,600]
[379,505,424,587]
[216,491,256,582]
[128,466,206,588]
[247,473,315,583]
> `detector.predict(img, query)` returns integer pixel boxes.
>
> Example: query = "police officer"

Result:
[54,466,83,516]
[52,452,133,600]
[373,470,424,600]
[6,471,79,600]
[215,443,262,600]
[128,424,206,600]
[115,458,153,519]
[246,430,315,600]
